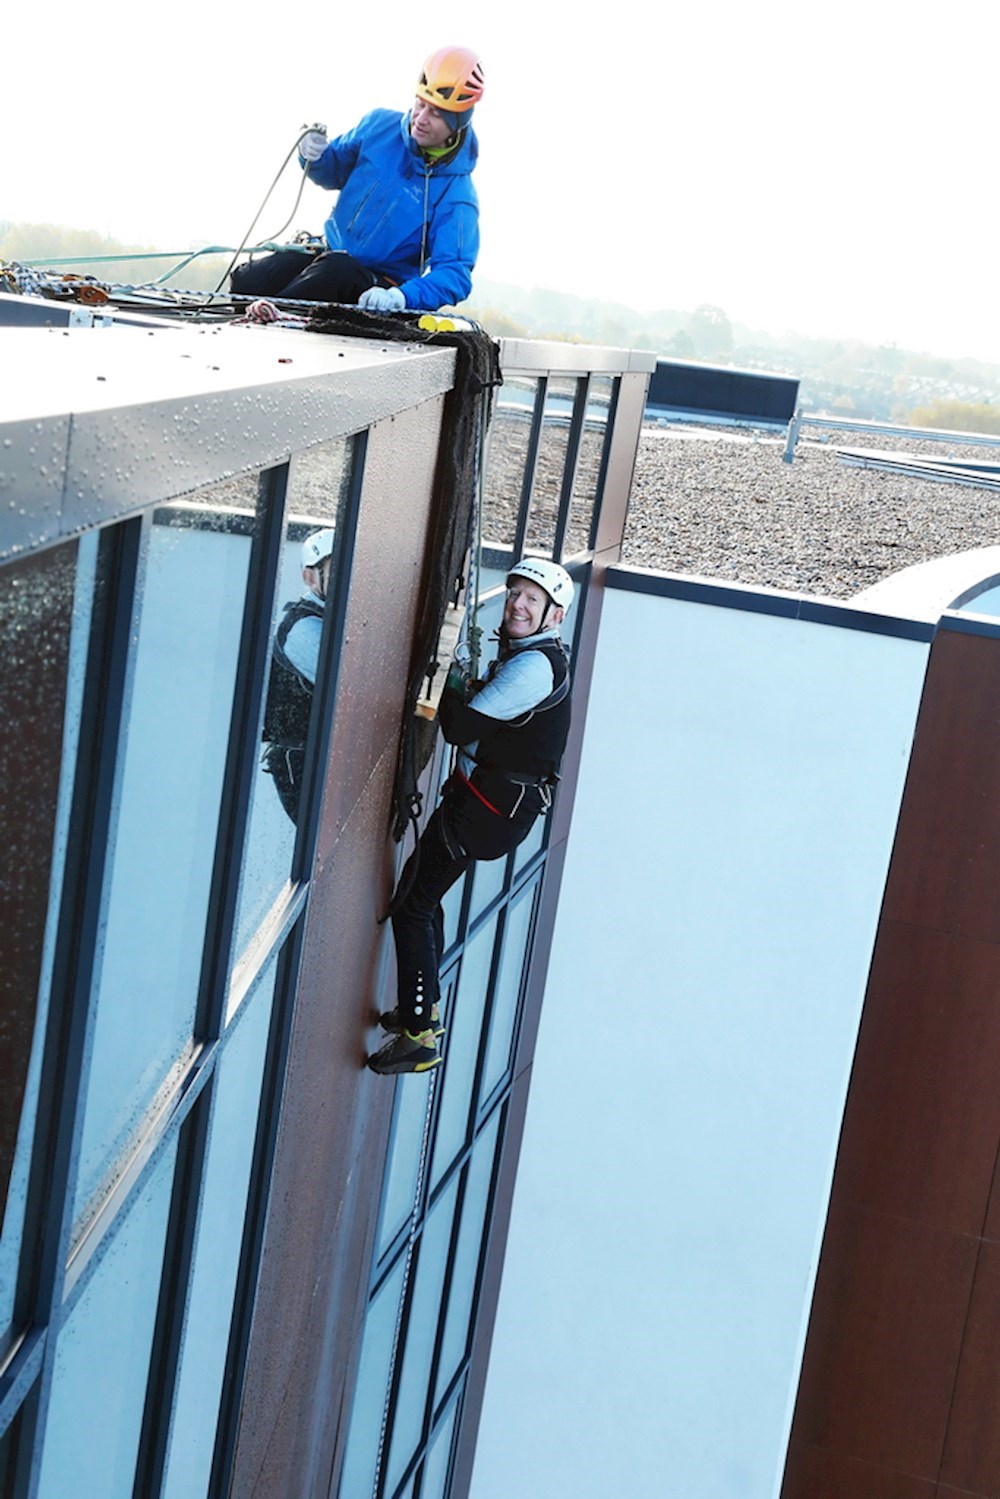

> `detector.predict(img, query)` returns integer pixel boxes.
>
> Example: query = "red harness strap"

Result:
[454,768,502,816]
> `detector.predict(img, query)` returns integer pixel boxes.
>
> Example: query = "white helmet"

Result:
[506,557,574,613]
[301,528,336,570]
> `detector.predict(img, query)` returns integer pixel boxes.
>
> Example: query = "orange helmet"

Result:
[416,47,484,114]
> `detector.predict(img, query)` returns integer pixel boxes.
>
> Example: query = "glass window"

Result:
[434,751,467,958]
[468,852,508,925]
[234,438,355,959]
[419,1394,460,1499]
[338,1257,406,1499]
[0,534,96,1349]
[481,377,540,552]
[440,876,465,958]
[160,957,278,1499]
[377,1068,438,1262]
[513,814,547,876]
[72,477,259,1230]
[383,1175,460,1497]
[564,375,615,557]
[433,1106,502,1410]
[525,376,581,556]
[35,1135,178,1499]
[431,912,500,1189]
[481,882,539,1103]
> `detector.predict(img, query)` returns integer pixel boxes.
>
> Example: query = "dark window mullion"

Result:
[588,376,622,551]
[410,1155,473,1472]
[454,899,508,1152]
[196,464,290,1040]
[15,517,147,1499]
[291,430,369,874]
[553,376,590,563]
[511,377,548,564]
[207,922,304,1499]
[476,882,542,1120]
[130,1085,214,1499]
[372,913,510,1493]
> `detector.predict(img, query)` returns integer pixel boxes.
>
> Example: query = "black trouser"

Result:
[230,249,380,303]
[262,743,304,823]
[391,774,542,1033]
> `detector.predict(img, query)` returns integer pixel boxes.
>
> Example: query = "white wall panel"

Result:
[472,583,930,1499]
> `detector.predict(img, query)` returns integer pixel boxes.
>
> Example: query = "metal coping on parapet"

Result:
[603,566,937,643]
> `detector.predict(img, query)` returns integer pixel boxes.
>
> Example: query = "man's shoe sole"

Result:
[367,1051,441,1076]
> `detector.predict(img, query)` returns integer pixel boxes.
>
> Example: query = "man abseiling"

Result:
[369,558,575,1076]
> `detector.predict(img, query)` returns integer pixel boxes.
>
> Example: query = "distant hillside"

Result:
[466,278,1000,425]
[0,221,231,293]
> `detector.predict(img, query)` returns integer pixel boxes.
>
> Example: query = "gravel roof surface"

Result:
[622,423,1000,600]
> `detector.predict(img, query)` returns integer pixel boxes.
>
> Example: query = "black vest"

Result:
[474,638,572,783]
[262,596,324,746]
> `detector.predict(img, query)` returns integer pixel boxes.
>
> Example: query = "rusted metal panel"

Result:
[782,625,1000,1496]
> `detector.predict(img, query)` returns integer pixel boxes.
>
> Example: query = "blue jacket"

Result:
[304,109,479,312]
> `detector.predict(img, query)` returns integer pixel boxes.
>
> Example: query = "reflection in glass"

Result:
[525,376,582,556]
[433,1106,502,1410]
[384,1175,460,1497]
[481,376,539,550]
[0,534,96,1346]
[36,1136,177,1499]
[338,1258,405,1499]
[161,957,278,1499]
[431,913,499,1189]
[73,479,259,1229]
[564,375,615,557]
[468,851,508,926]
[234,436,355,959]
[481,884,538,1102]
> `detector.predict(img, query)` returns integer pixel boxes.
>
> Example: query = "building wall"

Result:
[471,572,931,1499]
[0,316,461,1499]
[782,616,1000,1499]
[0,314,656,1499]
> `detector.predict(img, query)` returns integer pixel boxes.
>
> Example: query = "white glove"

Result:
[298,129,328,163]
[358,285,406,313]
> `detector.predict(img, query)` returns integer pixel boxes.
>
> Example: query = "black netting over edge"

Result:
[306,308,503,842]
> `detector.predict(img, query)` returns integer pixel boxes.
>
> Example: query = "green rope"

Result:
[20,242,309,286]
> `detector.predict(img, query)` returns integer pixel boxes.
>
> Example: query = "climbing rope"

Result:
[208,125,326,298]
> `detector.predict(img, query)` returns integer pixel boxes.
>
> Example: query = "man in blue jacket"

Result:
[231,46,483,313]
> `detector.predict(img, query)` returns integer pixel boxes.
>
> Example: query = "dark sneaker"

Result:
[380,1003,443,1036]
[368,1028,441,1075]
